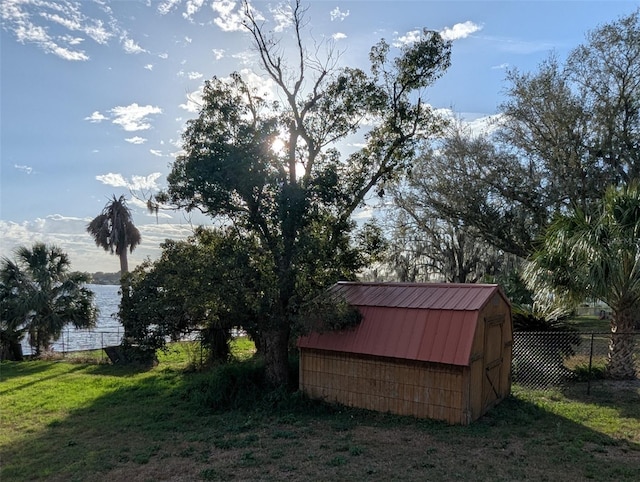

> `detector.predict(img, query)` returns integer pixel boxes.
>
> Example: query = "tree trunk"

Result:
[606,308,637,380]
[205,327,231,363]
[260,326,291,387]
[119,251,129,276]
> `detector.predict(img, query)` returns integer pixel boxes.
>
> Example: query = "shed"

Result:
[297,282,512,425]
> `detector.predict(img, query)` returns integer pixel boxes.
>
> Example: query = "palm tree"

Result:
[87,195,141,275]
[0,243,97,357]
[524,183,640,379]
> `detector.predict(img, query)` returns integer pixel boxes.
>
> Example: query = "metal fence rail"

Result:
[512,331,639,390]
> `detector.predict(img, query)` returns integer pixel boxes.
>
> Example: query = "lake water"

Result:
[21,284,123,355]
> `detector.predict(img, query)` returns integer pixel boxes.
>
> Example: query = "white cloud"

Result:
[184,0,205,21]
[187,71,203,80]
[49,44,89,61]
[271,3,293,32]
[60,35,84,45]
[184,36,193,43]
[122,37,147,54]
[95,172,162,191]
[144,64,153,71]
[492,63,509,70]
[85,111,108,123]
[95,172,128,188]
[440,21,482,41]
[46,214,85,223]
[212,0,245,32]
[394,30,422,47]
[231,50,253,65]
[212,48,225,60]
[84,21,112,45]
[158,52,169,59]
[14,164,33,174]
[125,136,147,145]
[110,103,162,131]
[129,172,163,190]
[39,11,83,32]
[149,149,163,157]
[330,7,349,22]
[237,69,278,102]
[158,0,182,16]
[0,0,116,61]
[332,32,347,40]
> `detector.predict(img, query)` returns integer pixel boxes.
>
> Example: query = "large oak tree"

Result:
[156,1,451,386]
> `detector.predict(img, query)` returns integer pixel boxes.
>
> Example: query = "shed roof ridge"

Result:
[336,281,499,288]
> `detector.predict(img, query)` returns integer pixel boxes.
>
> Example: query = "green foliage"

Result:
[119,227,272,362]
[512,307,577,333]
[525,183,640,320]
[391,123,537,278]
[525,183,640,379]
[86,194,141,274]
[154,2,452,386]
[494,269,534,307]
[0,243,97,357]
[410,10,640,262]
[181,357,302,412]
[296,292,362,335]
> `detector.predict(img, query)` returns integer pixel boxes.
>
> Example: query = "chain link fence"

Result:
[512,331,640,390]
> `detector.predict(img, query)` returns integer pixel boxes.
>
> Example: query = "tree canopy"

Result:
[525,183,640,379]
[401,10,640,263]
[155,0,452,385]
[0,243,97,357]
[87,194,141,275]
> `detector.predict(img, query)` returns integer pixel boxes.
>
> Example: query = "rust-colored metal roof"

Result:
[297,282,509,366]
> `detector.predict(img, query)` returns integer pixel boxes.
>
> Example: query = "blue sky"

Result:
[1,0,638,273]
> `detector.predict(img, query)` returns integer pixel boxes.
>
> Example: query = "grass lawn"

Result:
[1,341,639,481]
[569,314,611,333]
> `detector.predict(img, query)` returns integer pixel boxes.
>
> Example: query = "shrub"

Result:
[182,356,306,413]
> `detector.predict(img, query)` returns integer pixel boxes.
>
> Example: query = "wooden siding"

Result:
[299,349,471,425]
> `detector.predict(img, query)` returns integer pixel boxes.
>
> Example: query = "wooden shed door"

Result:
[482,315,505,408]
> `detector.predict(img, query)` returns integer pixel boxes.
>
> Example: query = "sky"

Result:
[1,0,639,274]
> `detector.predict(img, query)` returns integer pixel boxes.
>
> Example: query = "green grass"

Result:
[1,341,639,481]
[568,314,611,333]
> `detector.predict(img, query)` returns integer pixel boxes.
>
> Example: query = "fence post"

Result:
[587,333,594,396]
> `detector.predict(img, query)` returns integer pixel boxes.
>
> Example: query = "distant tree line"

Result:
[89,272,122,285]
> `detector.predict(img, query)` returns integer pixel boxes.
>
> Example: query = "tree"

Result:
[387,123,537,283]
[87,195,141,275]
[440,11,640,258]
[156,1,451,386]
[0,243,97,357]
[524,183,640,380]
[119,227,276,363]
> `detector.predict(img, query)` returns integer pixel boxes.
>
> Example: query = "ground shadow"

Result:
[2,365,639,481]
[561,379,640,420]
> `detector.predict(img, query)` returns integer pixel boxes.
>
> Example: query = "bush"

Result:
[182,356,304,413]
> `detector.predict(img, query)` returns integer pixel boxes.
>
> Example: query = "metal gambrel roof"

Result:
[297,282,510,366]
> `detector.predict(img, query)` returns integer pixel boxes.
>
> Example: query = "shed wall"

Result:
[468,294,513,420]
[299,349,470,424]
